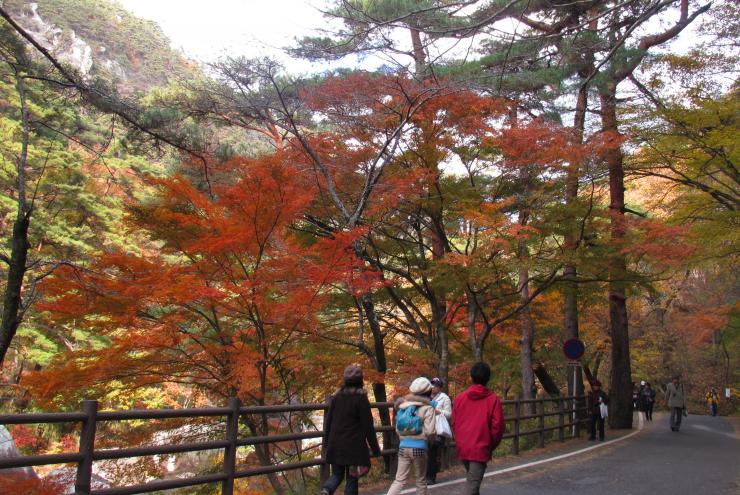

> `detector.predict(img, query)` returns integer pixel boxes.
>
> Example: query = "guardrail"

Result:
[0,395,588,494]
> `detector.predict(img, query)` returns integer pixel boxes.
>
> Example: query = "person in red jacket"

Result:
[452,362,504,495]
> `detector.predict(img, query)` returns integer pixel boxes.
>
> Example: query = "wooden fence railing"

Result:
[0,395,588,494]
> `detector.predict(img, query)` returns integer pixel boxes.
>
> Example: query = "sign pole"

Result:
[569,361,581,436]
[563,339,585,437]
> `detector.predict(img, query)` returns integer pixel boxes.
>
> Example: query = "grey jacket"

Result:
[665,382,686,408]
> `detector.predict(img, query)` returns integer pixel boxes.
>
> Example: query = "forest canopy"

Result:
[0,0,737,492]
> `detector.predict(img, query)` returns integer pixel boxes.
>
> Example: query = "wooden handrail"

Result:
[0,395,588,494]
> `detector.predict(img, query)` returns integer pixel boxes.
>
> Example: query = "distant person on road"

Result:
[637,381,647,412]
[587,380,609,441]
[321,364,381,495]
[632,381,640,411]
[641,382,656,421]
[387,377,436,495]
[705,387,720,417]
[426,377,452,485]
[452,362,505,495]
[665,374,687,432]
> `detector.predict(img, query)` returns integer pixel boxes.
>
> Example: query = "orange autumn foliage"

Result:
[29,153,364,406]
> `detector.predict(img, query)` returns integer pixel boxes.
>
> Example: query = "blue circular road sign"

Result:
[563,339,585,360]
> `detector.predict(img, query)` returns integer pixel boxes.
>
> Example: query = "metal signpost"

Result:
[563,339,585,436]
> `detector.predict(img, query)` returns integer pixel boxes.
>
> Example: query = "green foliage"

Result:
[4,0,194,90]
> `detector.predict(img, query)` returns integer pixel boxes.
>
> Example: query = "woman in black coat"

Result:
[321,364,381,495]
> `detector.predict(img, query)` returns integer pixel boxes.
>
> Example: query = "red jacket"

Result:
[452,384,505,462]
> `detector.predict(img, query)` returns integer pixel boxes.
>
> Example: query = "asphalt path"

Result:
[410,413,739,495]
[471,413,739,495]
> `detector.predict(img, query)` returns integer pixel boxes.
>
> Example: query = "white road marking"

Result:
[690,424,738,440]
[396,419,645,494]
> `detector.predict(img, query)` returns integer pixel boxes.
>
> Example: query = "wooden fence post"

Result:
[320,399,330,485]
[222,397,241,495]
[512,396,520,455]
[558,397,565,442]
[74,400,98,495]
[537,398,545,448]
[389,429,399,478]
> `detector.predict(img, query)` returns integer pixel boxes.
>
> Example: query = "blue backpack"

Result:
[396,405,422,435]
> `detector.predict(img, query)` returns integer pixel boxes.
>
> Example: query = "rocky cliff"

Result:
[3,0,194,92]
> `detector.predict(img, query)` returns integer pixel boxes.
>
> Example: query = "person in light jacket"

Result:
[451,362,504,495]
[587,380,609,441]
[665,374,687,432]
[426,377,452,485]
[321,365,381,495]
[387,377,436,495]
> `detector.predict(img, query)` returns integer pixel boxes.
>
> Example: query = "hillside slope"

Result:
[3,0,194,92]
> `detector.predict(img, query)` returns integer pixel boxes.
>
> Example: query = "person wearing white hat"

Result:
[387,377,436,495]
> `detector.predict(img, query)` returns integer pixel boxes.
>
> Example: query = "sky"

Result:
[115,0,705,77]
[115,0,497,75]
[117,0,336,71]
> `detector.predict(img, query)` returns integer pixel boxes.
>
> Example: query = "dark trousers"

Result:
[710,403,718,416]
[426,437,444,482]
[589,412,605,440]
[645,402,654,421]
[462,460,486,495]
[670,407,684,430]
[322,464,358,495]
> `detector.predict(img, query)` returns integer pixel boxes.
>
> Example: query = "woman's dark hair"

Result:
[470,362,491,385]
[344,376,363,387]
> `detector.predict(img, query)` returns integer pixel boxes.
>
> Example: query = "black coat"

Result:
[323,387,381,467]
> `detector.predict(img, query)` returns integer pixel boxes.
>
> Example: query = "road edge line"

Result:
[399,415,645,493]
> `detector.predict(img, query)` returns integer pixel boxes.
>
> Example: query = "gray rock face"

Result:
[18,3,96,77]
[0,425,37,480]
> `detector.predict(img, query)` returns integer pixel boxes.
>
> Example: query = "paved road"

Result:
[389,413,739,495]
[467,413,739,495]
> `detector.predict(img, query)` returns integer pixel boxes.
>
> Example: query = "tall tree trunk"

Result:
[564,82,588,404]
[467,290,483,362]
[600,84,633,429]
[359,292,392,451]
[409,27,426,79]
[513,106,536,412]
[410,24,449,384]
[429,173,449,386]
[350,278,394,468]
[0,75,31,366]
[519,263,536,414]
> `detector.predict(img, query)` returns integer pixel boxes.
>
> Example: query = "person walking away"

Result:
[587,380,609,441]
[321,365,381,495]
[426,377,452,485]
[636,380,648,422]
[665,374,687,432]
[387,377,436,495]
[451,362,504,495]
[705,387,719,417]
[631,382,640,411]
[642,382,656,421]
